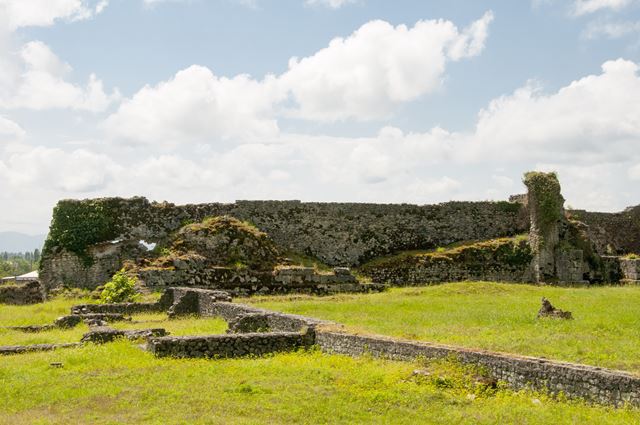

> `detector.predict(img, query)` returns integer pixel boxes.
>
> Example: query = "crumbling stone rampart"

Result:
[40,198,526,289]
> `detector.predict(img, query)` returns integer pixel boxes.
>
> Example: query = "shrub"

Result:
[99,269,140,304]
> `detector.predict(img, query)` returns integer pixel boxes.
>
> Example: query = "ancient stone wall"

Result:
[316,331,640,407]
[621,258,640,283]
[148,332,314,358]
[140,265,381,296]
[359,238,534,285]
[0,281,45,305]
[41,197,526,289]
[568,205,640,256]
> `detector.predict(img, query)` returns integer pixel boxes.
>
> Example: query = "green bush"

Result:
[99,269,139,304]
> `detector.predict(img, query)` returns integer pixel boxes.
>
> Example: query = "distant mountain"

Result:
[0,232,46,253]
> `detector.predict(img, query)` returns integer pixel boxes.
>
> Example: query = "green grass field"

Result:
[1,342,639,424]
[2,284,640,423]
[248,281,640,373]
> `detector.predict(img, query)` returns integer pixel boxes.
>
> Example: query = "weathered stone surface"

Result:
[148,330,314,359]
[71,302,163,315]
[621,258,640,283]
[166,288,233,318]
[568,205,640,256]
[536,297,573,320]
[81,326,166,344]
[55,313,131,329]
[0,281,45,305]
[139,265,383,296]
[227,313,271,333]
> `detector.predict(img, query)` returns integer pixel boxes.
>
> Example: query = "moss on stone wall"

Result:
[523,171,564,236]
[358,236,533,282]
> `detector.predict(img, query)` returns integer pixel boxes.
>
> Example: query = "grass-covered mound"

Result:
[142,216,281,272]
[250,281,640,374]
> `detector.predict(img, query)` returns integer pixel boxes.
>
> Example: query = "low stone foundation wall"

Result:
[202,302,329,332]
[0,342,82,355]
[621,258,640,283]
[148,331,313,358]
[139,266,383,296]
[71,302,163,315]
[316,331,640,407]
[0,281,45,305]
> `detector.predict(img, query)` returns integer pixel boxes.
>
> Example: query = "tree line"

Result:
[0,250,40,278]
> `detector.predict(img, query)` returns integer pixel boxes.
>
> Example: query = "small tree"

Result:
[99,269,139,304]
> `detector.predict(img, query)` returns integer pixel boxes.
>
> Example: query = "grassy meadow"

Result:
[1,342,639,424]
[1,283,640,423]
[248,281,640,373]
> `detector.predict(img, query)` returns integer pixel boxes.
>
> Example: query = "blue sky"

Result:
[1,0,639,234]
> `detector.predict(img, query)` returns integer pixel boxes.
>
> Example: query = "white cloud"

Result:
[0,145,120,192]
[0,0,108,30]
[104,65,282,146]
[0,115,24,140]
[572,0,633,15]
[306,0,357,9]
[0,41,119,111]
[105,13,495,144]
[468,59,640,163]
[280,12,494,121]
[583,19,640,38]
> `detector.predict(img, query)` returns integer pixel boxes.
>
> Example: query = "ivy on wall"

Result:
[42,199,120,265]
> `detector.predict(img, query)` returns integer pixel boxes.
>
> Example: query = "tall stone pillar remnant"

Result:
[523,172,565,283]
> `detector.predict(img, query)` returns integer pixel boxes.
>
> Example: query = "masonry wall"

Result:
[148,332,313,358]
[41,197,527,289]
[0,281,45,305]
[569,205,640,256]
[359,238,534,285]
[316,331,640,407]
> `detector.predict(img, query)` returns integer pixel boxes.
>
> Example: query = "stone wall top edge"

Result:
[150,331,305,342]
[54,196,524,210]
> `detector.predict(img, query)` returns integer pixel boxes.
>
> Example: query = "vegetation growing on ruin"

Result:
[523,172,565,236]
[99,269,140,304]
[251,281,640,374]
[1,342,638,424]
[358,235,532,274]
[42,199,121,265]
[144,216,281,272]
[623,253,640,260]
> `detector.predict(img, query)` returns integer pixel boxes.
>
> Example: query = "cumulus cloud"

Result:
[104,65,282,146]
[104,13,495,144]
[0,0,108,30]
[0,145,120,192]
[468,59,640,162]
[0,41,120,111]
[572,0,633,15]
[280,12,494,121]
[306,0,357,9]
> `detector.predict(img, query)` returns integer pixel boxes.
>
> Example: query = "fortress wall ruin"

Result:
[40,198,528,289]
